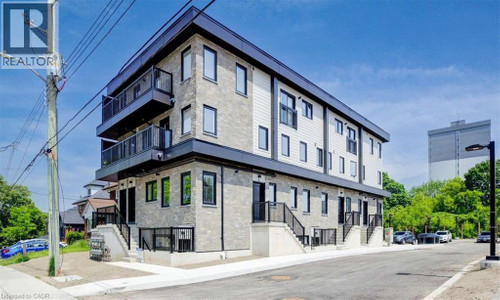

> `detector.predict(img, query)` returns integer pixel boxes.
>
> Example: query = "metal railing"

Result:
[311,228,337,249]
[102,66,173,122]
[91,205,131,250]
[367,214,383,243]
[279,103,297,129]
[343,211,360,242]
[252,201,306,245]
[101,125,171,167]
[138,227,195,253]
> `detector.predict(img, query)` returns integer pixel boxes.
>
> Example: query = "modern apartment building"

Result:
[428,120,491,181]
[93,7,390,264]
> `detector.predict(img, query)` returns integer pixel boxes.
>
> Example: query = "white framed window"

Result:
[181,46,191,81]
[181,105,191,134]
[203,105,217,135]
[203,46,217,81]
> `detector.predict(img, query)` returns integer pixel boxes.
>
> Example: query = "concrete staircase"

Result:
[120,224,139,262]
[336,226,345,249]
[360,227,368,245]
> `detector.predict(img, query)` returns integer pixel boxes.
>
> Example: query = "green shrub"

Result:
[48,256,55,277]
[66,231,85,245]
[15,255,30,263]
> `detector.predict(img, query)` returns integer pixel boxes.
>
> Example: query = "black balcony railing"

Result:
[101,125,171,167]
[91,205,130,250]
[102,66,173,123]
[311,228,337,249]
[252,201,306,245]
[279,103,297,129]
[343,211,360,242]
[367,214,382,243]
[138,227,195,253]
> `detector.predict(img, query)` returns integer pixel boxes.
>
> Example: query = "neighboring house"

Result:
[73,180,112,215]
[82,198,117,238]
[59,207,84,240]
[428,120,491,181]
[93,7,390,263]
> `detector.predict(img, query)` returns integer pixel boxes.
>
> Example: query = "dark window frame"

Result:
[181,105,191,135]
[202,171,217,205]
[362,165,366,180]
[317,148,323,167]
[235,63,247,95]
[161,177,170,207]
[321,192,328,215]
[378,142,382,158]
[258,126,268,150]
[181,46,191,81]
[269,183,277,203]
[181,172,191,206]
[145,180,157,202]
[347,127,357,155]
[303,189,310,213]
[281,134,290,157]
[350,160,357,177]
[300,141,307,162]
[370,138,374,155]
[290,187,297,208]
[279,90,297,129]
[328,152,333,170]
[203,45,217,81]
[203,105,217,135]
[301,100,313,119]
[377,171,382,185]
[339,156,345,174]
[335,119,343,135]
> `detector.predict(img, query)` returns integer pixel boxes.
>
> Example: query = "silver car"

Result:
[477,231,491,243]
[436,230,452,243]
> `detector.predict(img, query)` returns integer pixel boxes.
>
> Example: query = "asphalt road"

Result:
[90,240,492,300]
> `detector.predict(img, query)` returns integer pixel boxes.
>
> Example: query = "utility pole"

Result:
[46,0,60,275]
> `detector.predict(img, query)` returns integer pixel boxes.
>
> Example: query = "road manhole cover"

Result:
[271,275,292,281]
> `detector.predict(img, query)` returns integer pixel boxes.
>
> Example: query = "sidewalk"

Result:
[0,266,75,300]
[62,243,441,297]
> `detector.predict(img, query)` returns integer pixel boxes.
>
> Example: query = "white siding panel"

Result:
[328,110,359,182]
[362,131,383,188]
[252,68,272,158]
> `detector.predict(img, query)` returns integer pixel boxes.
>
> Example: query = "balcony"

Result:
[279,103,298,129]
[97,125,172,181]
[346,137,357,155]
[97,66,173,140]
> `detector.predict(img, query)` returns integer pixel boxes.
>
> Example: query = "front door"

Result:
[363,201,368,225]
[338,197,345,224]
[252,182,265,221]
[119,189,127,222]
[128,187,136,223]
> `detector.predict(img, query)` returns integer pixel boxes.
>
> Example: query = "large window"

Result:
[321,193,328,215]
[281,134,290,157]
[370,138,374,154]
[378,142,382,158]
[290,187,297,208]
[335,119,343,134]
[347,127,357,154]
[202,171,216,205]
[301,100,313,119]
[203,105,217,135]
[181,46,191,81]
[236,63,247,95]
[269,183,276,203]
[181,172,191,205]
[317,148,323,167]
[182,105,191,135]
[350,161,357,177]
[146,181,157,202]
[300,141,307,162]
[280,90,297,128]
[203,46,217,81]
[339,156,345,174]
[303,189,310,213]
[258,126,268,150]
[161,177,170,207]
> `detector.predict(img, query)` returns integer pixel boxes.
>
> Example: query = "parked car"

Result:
[417,233,440,244]
[436,230,453,243]
[1,239,66,259]
[393,231,417,245]
[477,231,491,243]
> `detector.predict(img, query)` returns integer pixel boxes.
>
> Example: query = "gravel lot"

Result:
[9,252,152,289]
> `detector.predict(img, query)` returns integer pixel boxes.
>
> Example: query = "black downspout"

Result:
[221,166,225,251]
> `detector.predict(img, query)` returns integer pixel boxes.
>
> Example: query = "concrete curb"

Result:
[62,244,441,297]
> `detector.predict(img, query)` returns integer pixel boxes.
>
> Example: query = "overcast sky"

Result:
[0,0,499,212]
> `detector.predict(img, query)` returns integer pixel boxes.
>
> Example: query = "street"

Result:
[87,240,493,299]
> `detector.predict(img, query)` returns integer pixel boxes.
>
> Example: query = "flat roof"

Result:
[428,119,491,136]
[106,7,390,142]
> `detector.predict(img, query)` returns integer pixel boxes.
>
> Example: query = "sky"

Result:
[0,0,499,212]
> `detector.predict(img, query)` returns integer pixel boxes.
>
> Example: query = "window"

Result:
[335,119,343,134]
[346,197,352,212]
[370,138,374,154]
[303,189,310,213]
[281,135,290,156]
[339,156,345,173]
[300,142,307,162]
[328,152,332,170]
[236,63,247,95]
[347,127,357,154]
[161,177,170,207]
[290,187,297,208]
[269,183,276,203]
[301,100,313,119]
[258,126,268,150]
[280,90,297,128]
[181,46,191,81]
[350,161,357,177]
[377,171,382,185]
[203,46,217,81]
[146,181,157,202]
[202,172,216,205]
[362,165,366,180]
[358,199,362,213]
[181,106,191,135]
[378,142,382,158]
[321,193,328,215]
[181,172,191,205]
[317,148,323,167]
[377,201,382,214]
[203,105,217,135]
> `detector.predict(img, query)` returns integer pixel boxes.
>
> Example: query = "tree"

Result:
[0,204,47,247]
[0,175,32,229]
[464,160,500,206]
[382,172,410,209]
[408,180,445,198]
